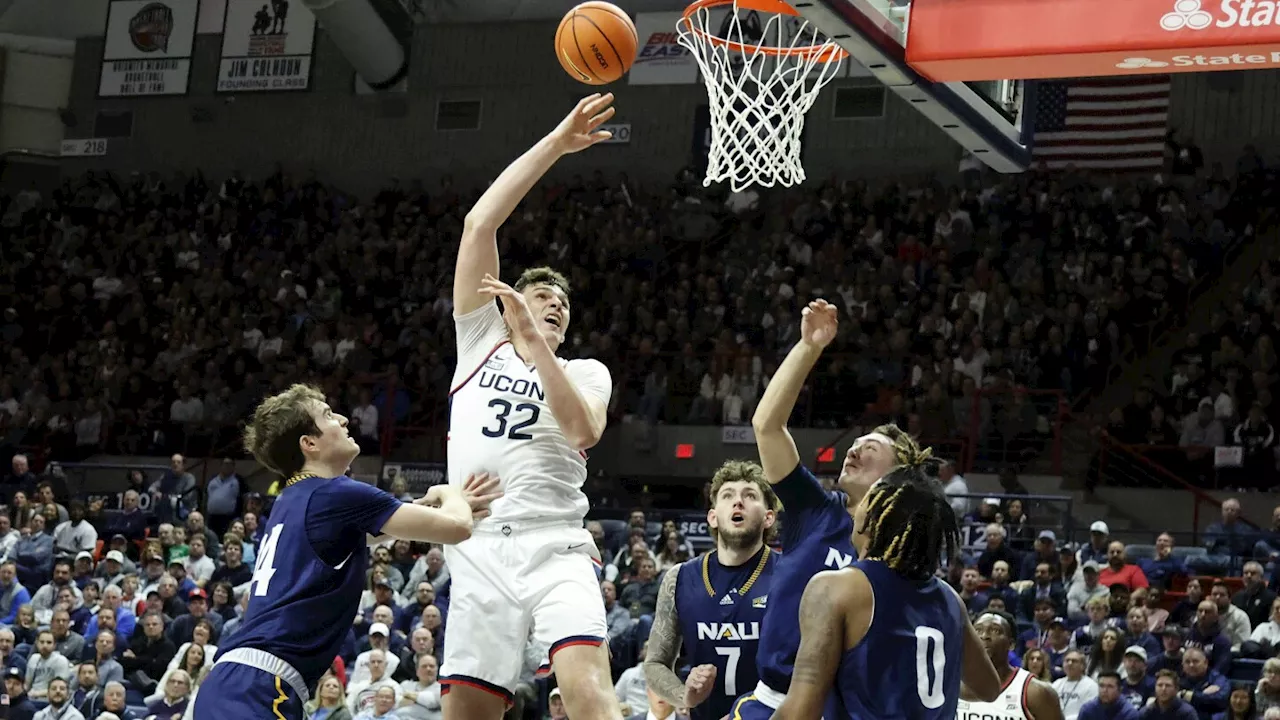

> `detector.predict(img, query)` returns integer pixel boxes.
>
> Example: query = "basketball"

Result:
[555,2,638,85]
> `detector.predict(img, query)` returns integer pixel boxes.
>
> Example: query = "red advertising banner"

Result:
[905,0,1280,81]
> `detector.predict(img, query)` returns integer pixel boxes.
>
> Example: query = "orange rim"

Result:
[679,0,849,62]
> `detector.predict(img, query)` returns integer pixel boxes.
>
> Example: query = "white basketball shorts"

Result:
[439,520,608,703]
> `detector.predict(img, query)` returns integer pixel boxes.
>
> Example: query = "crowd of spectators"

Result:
[947,478,1280,720]
[0,153,1267,474]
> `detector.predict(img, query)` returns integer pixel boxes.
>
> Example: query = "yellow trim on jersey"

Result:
[732,694,757,720]
[285,472,319,488]
[272,675,288,720]
[702,547,770,598]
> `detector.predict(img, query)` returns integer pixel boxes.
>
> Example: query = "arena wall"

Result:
[63,22,962,192]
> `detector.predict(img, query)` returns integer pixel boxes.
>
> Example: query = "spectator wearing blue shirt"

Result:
[1119,646,1156,710]
[1140,533,1190,590]
[1140,669,1199,720]
[1254,506,1280,562]
[1079,671,1140,720]
[1186,600,1233,677]
[1190,499,1255,576]
[12,514,54,589]
[203,459,241,535]
[1080,522,1113,566]
[1177,647,1228,720]
[1126,607,1163,661]
[84,585,136,642]
[0,561,31,625]
[103,491,147,545]
[1210,684,1256,720]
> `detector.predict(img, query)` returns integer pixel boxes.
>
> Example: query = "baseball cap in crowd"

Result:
[1124,646,1147,662]
[189,588,207,601]
[168,557,185,567]
[147,554,164,564]
[1037,530,1056,542]
[370,623,389,637]
[549,688,562,701]
[1161,626,1183,639]
[4,666,21,680]
[1090,521,1110,534]
[110,534,127,544]
[1048,617,1067,629]
[105,550,124,563]
[75,551,93,563]
[983,498,1001,507]
[374,577,392,589]
[1082,560,1102,573]
[1059,542,1076,555]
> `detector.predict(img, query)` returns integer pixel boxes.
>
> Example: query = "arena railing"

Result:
[1093,432,1262,546]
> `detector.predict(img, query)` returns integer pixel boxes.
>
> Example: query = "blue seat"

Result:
[1126,544,1157,561]
[1173,547,1209,560]
[127,705,150,718]
[1230,658,1264,683]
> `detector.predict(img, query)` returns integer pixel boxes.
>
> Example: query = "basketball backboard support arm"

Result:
[793,0,1034,173]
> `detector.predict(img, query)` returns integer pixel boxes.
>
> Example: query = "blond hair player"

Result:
[440,93,621,720]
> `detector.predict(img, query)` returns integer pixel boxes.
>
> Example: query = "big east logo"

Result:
[129,2,174,53]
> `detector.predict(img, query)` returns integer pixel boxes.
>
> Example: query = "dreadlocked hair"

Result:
[859,461,959,581]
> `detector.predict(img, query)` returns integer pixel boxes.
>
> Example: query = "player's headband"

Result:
[976,612,1011,628]
[853,432,895,451]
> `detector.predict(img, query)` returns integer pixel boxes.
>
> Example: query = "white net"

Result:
[677,2,845,191]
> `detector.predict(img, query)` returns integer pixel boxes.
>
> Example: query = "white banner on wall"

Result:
[217,0,317,93]
[98,0,199,97]
[628,9,871,85]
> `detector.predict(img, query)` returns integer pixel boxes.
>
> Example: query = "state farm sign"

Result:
[905,0,1280,81]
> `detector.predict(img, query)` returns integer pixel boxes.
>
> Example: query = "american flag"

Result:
[1032,76,1170,171]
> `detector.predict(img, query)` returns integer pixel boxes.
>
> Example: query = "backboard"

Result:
[792,0,1034,172]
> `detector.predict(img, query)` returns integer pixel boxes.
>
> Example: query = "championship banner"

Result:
[380,462,446,495]
[98,0,198,97]
[906,0,1280,80]
[217,0,317,92]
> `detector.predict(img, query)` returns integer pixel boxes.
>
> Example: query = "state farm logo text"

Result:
[1117,50,1280,67]
[1162,0,1280,31]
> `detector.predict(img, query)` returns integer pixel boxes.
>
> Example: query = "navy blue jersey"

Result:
[827,560,966,720]
[675,546,779,720]
[756,463,856,694]
[215,475,401,688]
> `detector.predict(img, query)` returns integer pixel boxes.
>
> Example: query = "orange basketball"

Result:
[555,2,638,85]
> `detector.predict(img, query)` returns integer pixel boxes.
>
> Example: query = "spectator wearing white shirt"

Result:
[168,386,204,425]
[351,391,379,450]
[940,463,971,517]
[614,646,648,716]
[53,503,98,559]
[183,536,215,588]
[396,653,441,720]
[1052,650,1099,720]
[0,515,22,559]
[347,649,401,717]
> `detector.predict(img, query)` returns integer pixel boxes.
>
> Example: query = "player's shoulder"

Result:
[804,566,869,605]
[563,356,611,377]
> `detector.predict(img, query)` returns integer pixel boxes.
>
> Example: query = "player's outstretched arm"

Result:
[643,565,697,709]
[1026,678,1066,720]
[381,476,502,544]
[752,300,838,483]
[771,569,863,720]
[454,93,618,316]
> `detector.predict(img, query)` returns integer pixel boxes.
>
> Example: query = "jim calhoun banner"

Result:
[217,0,317,92]
[99,0,199,97]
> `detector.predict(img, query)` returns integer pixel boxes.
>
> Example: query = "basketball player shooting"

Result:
[440,93,621,720]
[771,462,1002,720]
[192,384,501,720]
[955,611,1064,720]
[726,298,930,720]
[643,461,781,720]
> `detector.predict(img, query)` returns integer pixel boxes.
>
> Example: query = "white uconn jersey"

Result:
[449,301,612,526]
[956,668,1034,720]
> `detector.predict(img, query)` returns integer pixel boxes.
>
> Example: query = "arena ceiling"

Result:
[0,0,691,40]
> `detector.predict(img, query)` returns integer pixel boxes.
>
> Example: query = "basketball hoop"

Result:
[677,0,847,191]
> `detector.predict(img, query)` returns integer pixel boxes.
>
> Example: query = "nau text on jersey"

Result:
[825,547,854,569]
[696,622,761,641]
[478,372,546,401]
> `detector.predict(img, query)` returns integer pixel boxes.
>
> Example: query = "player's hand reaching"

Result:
[800,299,838,349]
[683,663,718,709]
[477,274,541,344]
[461,471,503,521]
[550,93,617,155]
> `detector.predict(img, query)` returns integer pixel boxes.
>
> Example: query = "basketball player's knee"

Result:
[552,645,619,718]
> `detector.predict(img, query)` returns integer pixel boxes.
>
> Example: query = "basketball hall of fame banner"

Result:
[217,0,317,92]
[98,0,199,97]
[629,10,871,85]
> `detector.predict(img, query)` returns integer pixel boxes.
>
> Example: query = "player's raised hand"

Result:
[682,663,718,709]
[477,274,541,343]
[550,93,617,154]
[461,472,503,521]
[800,299,838,349]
